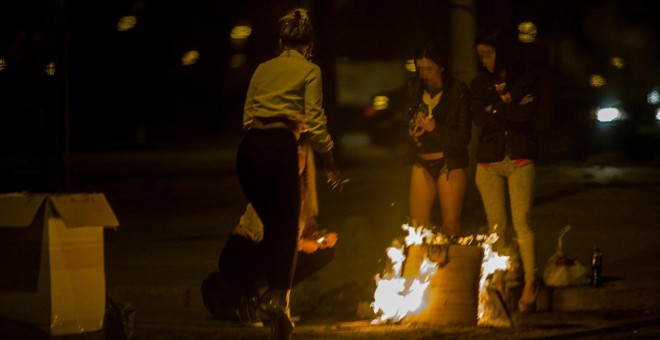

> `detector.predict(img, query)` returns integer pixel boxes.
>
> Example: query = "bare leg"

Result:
[438,167,466,236]
[409,163,437,227]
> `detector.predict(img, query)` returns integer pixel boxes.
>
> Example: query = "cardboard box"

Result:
[0,193,119,335]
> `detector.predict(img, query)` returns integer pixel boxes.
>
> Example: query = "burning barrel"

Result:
[405,244,484,326]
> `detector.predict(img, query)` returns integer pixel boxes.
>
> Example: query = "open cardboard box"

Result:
[0,193,119,335]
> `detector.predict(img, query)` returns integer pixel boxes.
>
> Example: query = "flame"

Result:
[477,234,510,320]
[401,223,433,246]
[371,224,438,324]
[371,224,510,325]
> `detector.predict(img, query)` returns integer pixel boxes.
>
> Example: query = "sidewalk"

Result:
[2,135,660,339]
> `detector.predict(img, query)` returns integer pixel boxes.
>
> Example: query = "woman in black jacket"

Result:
[470,28,540,313]
[403,42,471,238]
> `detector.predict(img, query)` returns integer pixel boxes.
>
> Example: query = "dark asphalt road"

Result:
[2,133,660,339]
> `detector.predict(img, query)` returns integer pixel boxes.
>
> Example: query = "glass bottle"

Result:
[591,247,603,287]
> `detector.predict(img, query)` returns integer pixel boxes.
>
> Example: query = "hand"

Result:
[318,232,338,248]
[320,150,345,191]
[416,115,435,133]
[298,239,321,254]
[326,171,348,191]
[519,94,534,105]
[494,82,507,93]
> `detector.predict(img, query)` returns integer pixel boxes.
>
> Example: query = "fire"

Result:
[477,232,511,323]
[371,223,510,325]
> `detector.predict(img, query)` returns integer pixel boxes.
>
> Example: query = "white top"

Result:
[422,90,443,113]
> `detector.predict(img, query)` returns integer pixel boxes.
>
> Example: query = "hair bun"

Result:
[279,8,314,47]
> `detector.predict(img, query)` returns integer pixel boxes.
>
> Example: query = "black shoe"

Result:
[236,295,263,327]
[260,289,293,340]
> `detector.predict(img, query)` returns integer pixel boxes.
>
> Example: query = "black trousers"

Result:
[236,128,300,291]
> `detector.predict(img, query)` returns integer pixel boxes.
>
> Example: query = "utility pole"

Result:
[450,0,478,85]
[449,0,480,216]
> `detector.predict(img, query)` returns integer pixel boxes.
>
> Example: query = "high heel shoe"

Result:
[518,280,539,313]
[260,289,294,340]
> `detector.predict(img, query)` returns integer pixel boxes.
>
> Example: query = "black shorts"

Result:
[415,157,446,180]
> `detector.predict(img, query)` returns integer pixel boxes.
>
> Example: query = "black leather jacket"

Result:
[469,71,539,162]
[403,76,471,171]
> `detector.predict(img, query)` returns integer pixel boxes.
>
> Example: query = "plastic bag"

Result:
[543,225,589,287]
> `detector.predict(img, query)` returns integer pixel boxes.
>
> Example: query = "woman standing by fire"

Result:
[470,28,540,313]
[236,7,344,340]
[404,42,471,240]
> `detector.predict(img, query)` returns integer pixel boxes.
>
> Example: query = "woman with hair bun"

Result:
[236,7,343,340]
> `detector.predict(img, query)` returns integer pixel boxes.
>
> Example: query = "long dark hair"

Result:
[474,28,522,83]
[413,42,452,86]
[403,42,454,121]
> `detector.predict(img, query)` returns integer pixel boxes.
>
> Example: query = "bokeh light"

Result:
[117,16,137,32]
[45,62,55,76]
[181,50,200,66]
[590,74,606,88]
[610,57,625,69]
[647,89,659,105]
[595,107,623,122]
[373,95,390,111]
[518,22,537,43]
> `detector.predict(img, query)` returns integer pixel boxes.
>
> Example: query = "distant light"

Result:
[610,57,625,69]
[590,74,606,88]
[518,33,535,43]
[181,50,199,66]
[518,22,537,43]
[0,58,6,71]
[117,16,137,31]
[373,96,390,111]
[229,54,246,68]
[405,59,416,73]
[45,62,55,76]
[647,90,659,105]
[595,107,622,122]
[230,25,252,40]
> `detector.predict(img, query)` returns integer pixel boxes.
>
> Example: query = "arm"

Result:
[304,65,344,189]
[450,89,472,148]
[318,150,344,191]
[496,73,540,122]
[470,78,506,129]
[304,66,334,153]
[471,74,539,126]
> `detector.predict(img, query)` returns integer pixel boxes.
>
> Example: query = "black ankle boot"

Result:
[260,289,293,340]
[236,295,263,327]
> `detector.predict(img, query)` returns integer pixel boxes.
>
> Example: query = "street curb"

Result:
[550,282,660,311]
[107,280,660,322]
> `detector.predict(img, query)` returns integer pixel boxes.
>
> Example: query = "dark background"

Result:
[1,0,658,191]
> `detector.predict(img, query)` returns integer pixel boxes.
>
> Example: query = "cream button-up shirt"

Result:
[243,50,334,153]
